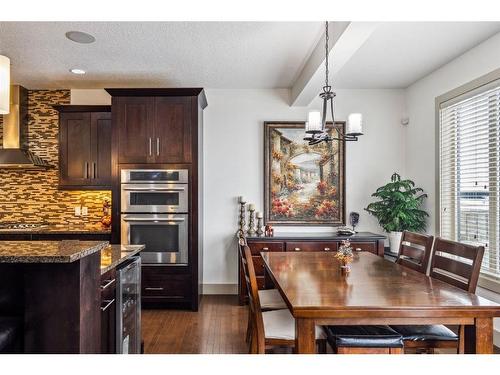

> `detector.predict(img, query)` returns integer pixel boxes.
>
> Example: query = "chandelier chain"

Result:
[324,21,329,89]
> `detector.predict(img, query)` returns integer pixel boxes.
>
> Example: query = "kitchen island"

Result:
[0,240,143,354]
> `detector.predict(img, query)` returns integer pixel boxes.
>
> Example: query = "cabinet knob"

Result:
[262,247,269,251]
[294,247,301,251]
[356,248,362,252]
[324,247,331,251]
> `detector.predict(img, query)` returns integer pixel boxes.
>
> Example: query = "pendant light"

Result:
[0,55,10,115]
[304,22,363,145]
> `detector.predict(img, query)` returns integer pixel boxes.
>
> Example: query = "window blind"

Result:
[439,81,500,280]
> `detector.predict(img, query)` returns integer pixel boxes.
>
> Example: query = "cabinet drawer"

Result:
[350,242,377,254]
[285,241,338,252]
[252,256,265,276]
[100,273,117,300]
[248,241,284,255]
[142,267,191,298]
[256,276,266,290]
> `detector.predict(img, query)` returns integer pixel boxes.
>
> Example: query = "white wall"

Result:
[70,89,111,105]
[203,88,406,289]
[405,32,500,234]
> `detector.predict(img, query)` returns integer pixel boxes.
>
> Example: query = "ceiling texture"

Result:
[0,22,323,89]
[1,21,500,95]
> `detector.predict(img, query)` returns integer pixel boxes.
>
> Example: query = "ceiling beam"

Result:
[291,22,380,107]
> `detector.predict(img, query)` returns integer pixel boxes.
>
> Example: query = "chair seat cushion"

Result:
[325,325,403,348]
[258,289,287,310]
[390,325,458,342]
[0,317,22,353]
[263,309,326,341]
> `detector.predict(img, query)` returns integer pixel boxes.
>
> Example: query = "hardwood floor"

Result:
[142,295,500,354]
[142,295,248,354]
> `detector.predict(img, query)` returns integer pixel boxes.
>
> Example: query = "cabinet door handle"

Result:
[101,298,115,312]
[262,247,269,251]
[84,162,89,179]
[156,138,160,156]
[294,247,301,251]
[324,247,331,251]
[92,162,96,179]
[145,287,164,291]
[149,138,152,156]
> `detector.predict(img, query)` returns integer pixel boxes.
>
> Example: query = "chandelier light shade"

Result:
[0,55,10,115]
[305,110,322,133]
[347,113,363,136]
[303,22,363,145]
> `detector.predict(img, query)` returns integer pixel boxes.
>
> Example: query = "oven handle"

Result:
[122,187,185,192]
[122,218,186,222]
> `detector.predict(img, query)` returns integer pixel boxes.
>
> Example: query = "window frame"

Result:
[435,67,500,293]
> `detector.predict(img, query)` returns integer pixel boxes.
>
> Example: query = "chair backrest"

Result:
[396,231,434,274]
[429,237,485,293]
[239,244,265,353]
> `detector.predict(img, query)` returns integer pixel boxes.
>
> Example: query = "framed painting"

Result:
[264,121,345,226]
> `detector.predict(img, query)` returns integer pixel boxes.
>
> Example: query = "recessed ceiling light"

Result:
[65,31,95,44]
[70,68,86,75]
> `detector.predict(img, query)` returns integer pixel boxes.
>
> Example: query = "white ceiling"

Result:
[0,22,499,91]
[0,22,323,89]
[333,22,500,89]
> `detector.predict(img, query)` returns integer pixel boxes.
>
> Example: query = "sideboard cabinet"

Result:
[239,232,386,305]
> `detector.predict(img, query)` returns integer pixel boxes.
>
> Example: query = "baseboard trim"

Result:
[202,283,238,295]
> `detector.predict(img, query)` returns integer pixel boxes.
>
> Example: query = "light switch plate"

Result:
[82,206,88,216]
[74,206,81,216]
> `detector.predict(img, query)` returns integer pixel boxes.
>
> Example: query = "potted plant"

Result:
[365,173,428,254]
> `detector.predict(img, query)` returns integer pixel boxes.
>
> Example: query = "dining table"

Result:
[261,250,500,354]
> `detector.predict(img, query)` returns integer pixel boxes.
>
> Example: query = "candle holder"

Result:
[247,207,256,236]
[256,216,264,236]
[238,199,247,238]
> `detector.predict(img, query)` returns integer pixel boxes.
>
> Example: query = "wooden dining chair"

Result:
[392,237,485,354]
[241,245,327,354]
[237,235,287,343]
[396,231,434,274]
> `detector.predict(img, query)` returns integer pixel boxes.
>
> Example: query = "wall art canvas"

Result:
[264,122,345,226]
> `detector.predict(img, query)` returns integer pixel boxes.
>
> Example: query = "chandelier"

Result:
[304,22,363,145]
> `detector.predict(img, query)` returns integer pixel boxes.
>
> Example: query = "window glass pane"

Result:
[440,83,500,279]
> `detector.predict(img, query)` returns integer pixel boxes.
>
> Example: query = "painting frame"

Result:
[264,121,346,226]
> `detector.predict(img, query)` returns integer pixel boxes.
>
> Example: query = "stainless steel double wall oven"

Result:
[121,169,189,264]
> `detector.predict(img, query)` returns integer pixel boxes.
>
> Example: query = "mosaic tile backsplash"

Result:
[0,90,112,227]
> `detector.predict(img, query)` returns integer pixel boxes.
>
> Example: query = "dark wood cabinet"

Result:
[55,105,112,189]
[154,97,192,163]
[106,88,207,311]
[240,232,386,305]
[113,96,192,164]
[141,265,191,304]
[114,97,154,164]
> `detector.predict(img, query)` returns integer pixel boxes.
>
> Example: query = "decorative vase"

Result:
[340,259,351,274]
[389,231,403,254]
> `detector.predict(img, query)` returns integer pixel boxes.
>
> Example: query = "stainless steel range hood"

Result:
[0,85,50,169]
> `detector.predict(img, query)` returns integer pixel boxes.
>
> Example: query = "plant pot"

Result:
[388,231,403,254]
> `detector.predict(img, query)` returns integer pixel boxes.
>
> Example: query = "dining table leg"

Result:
[464,317,493,354]
[475,317,493,354]
[295,318,316,354]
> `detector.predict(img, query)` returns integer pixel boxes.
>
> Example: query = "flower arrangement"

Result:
[317,181,328,195]
[271,198,294,218]
[314,199,337,218]
[335,239,354,272]
[272,150,283,161]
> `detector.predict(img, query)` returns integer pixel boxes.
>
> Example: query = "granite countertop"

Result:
[100,244,144,275]
[0,224,111,235]
[0,240,109,263]
[246,231,386,240]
